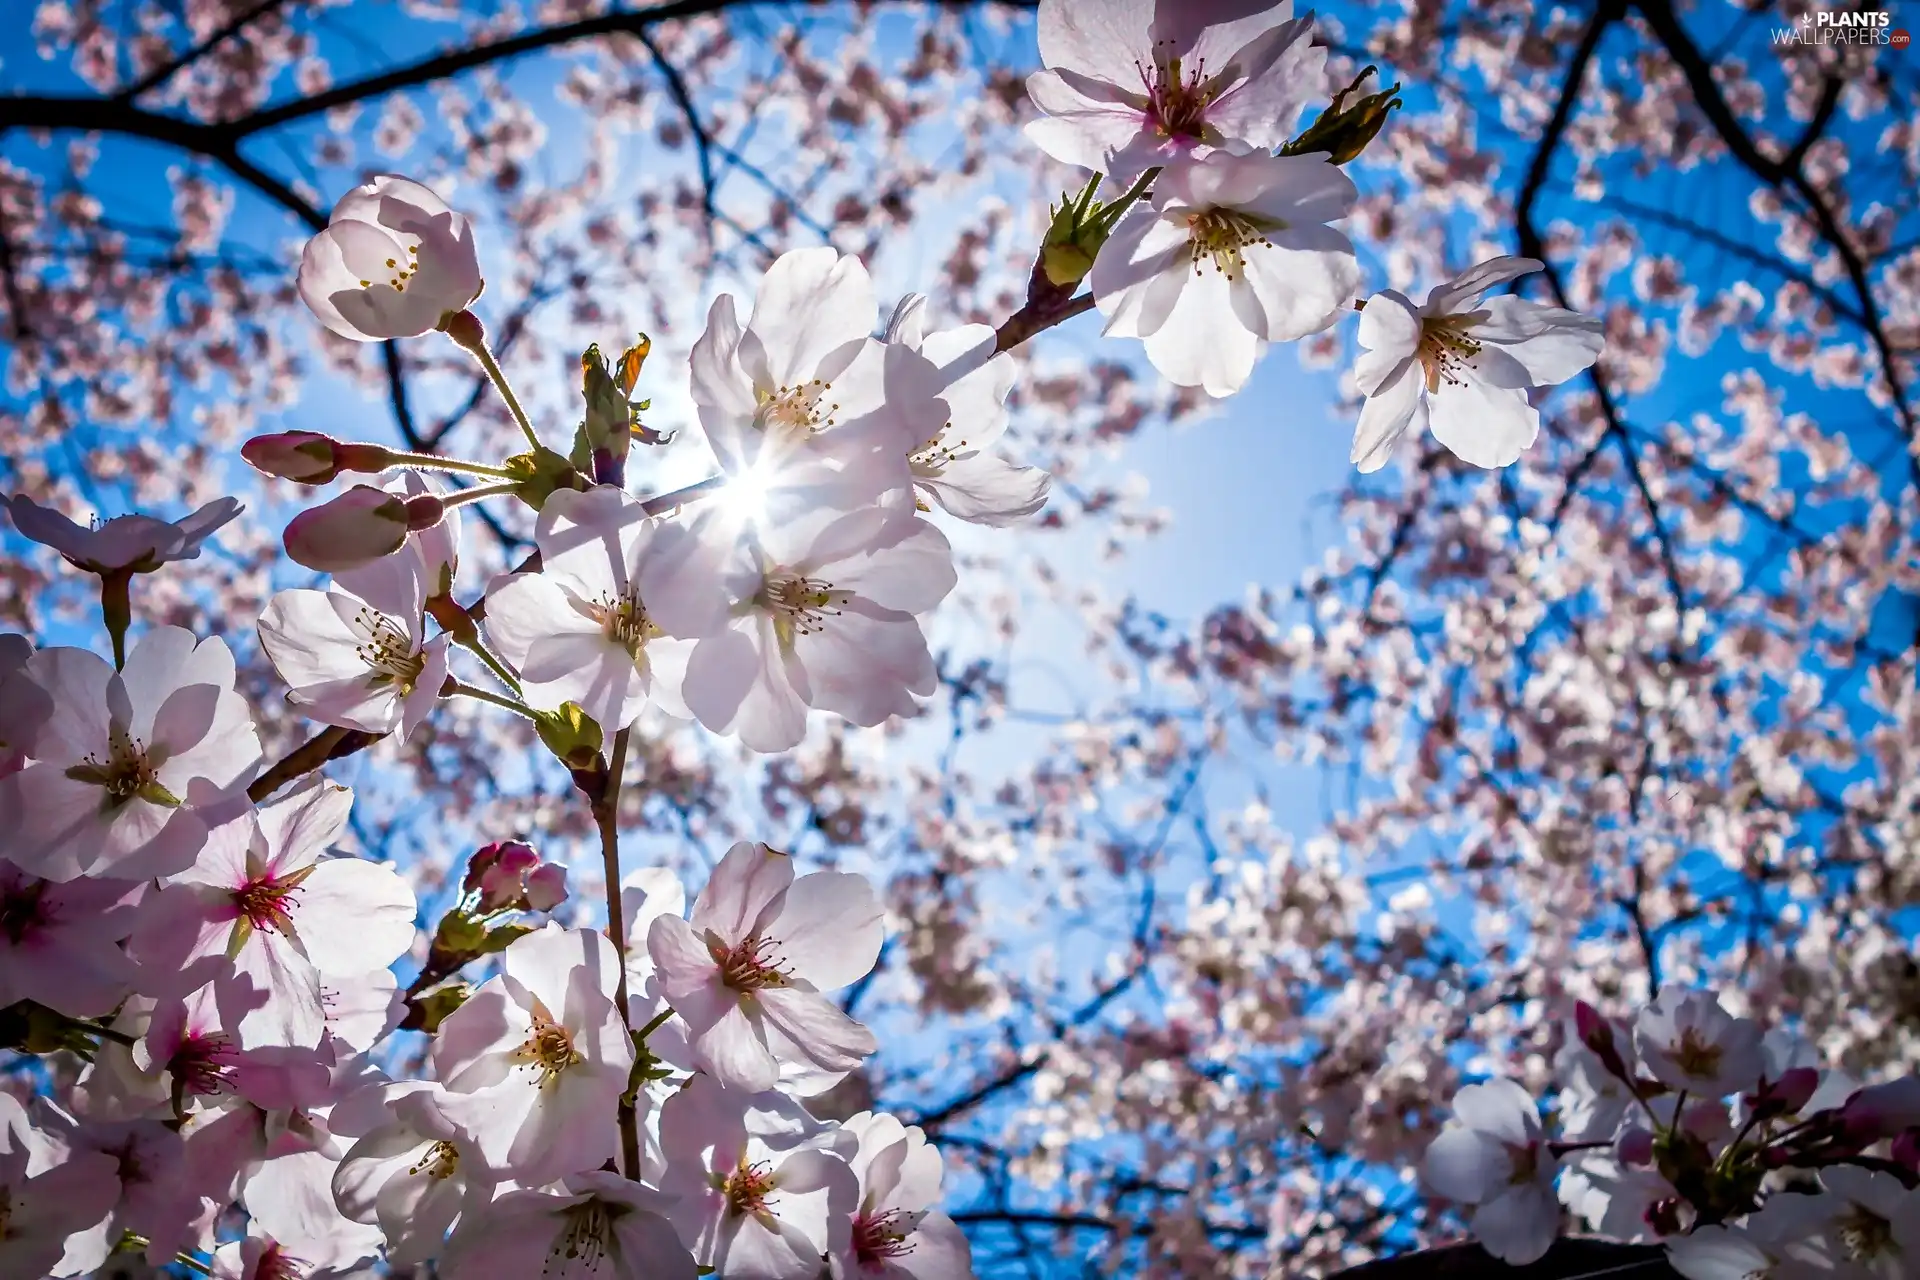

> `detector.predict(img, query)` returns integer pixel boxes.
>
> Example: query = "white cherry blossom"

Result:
[0,628,261,882]
[298,174,483,341]
[331,1088,492,1266]
[4,493,242,576]
[657,1073,859,1280]
[431,924,635,1187]
[1665,1226,1794,1280]
[1090,150,1360,397]
[258,546,450,741]
[647,841,884,1093]
[0,1094,120,1279]
[883,295,1050,526]
[682,500,956,753]
[129,780,417,1050]
[49,1117,200,1276]
[690,247,944,520]
[1633,987,1765,1099]
[483,484,727,734]
[1024,0,1324,182]
[439,1170,697,1280]
[1422,1077,1560,1265]
[1350,255,1605,472]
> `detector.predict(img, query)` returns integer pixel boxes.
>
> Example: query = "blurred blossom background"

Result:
[2,0,1918,1273]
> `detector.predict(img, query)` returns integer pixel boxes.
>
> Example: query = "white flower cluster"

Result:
[1423,987,1920,1273]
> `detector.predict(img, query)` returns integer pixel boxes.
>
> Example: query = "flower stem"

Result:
[441,480,522,509]
[174,1255,214,1277]
[99,568,132,670]
[464,338,543,452]
[594,726,641,1180]
[449,681,536,719]
[464,635,524,696]
[378,449,520,480]
[247,725,383,803]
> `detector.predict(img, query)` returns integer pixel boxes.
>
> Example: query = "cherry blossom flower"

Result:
[883,295,1050,526]
[1422,1077,1560,1265]
[0,1094,120,1279]
[332,1088,492,1266]
[132,987,334,1114]
[4,493,242,576]
[130,780,418,1050]
[690,247,944,520]
[1558,1153,1687,1243]
[0,628,261,882]
[682,500,956,753]
[49,1117,201,1275]
[0,857,140,1018]
[258,547,450,740]
[0,632,32,779]
[657,1073,859,1280]
[439,1170,697,1280]
[1665,1225,1794,1280]
[483,485,728,733]
[209,1227,311,1280]
[826,1111,973,1280]
[647,841,884,1092]
[431,924,635,1187]
[334,469,463,604]
[1633,987,1765,1099]
[298,174,483,342]
[1024,0,1324,182]
[1349,256,1605,472]
[1785,1166,1920,1275]
[1090,151,1360,396]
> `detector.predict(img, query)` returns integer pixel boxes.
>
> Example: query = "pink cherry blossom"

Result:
[0,1094,120,1279]
[0,857,140,1018]
[648,841,884,1093]
[826,1111,973,1280]
[297,174,482,342]
[1633,987,1765,1099]
[657,1073,859,1280]
[130,779,418,1049]
[431,923,635,1186]
[0,628,261,882]
[47,1116,200,1275]
[332,1088,492,1266]
[281,485,414,575]
[4,493,242,575]
[209,1228,311,1280]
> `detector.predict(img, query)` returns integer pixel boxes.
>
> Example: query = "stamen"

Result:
[706,930,794,992]
[755,379,839,442]
[1186,209,1277,281]
[589,592,658,655]
[910,427,969,476]
[232,864,313,938]
[548,1199,613,1275]
[1137,43,1216,140]
[853,1208,921,1263]
[1672,1028,1724,1080]
[514,1005,583,1087]
[756,572,843,646]
[170,1032,239,1098]
[1416,316,1485,393]
[352,608,425,689]
[722,1158,778,1215]
[65,726,179,806]
[407,1141,461,1181]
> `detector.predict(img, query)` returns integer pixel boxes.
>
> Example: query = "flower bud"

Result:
[403,492,447,531]
[440,308,486,350]
[1282,65,1403,165]
[525,862,568,913]
[534,701,604,772]
[1616,1125,1655,1167]
[1842,1077,1920,1141]
[1574,999,1631,1081]
[1750,1066,1821,1118]
[243,431,345,484]
[283,485,409,573]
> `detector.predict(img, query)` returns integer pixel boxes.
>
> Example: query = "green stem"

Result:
[1087,165,1160,232]
[461,634,524,696]
[379,449,520,480]
[449,681,537,719]
[636,1006,674,1041]
[468,340,542,451]
[100,569,132,670]
[441,480,522,508]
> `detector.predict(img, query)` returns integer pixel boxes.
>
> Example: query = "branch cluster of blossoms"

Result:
[1424,988,1920,1273]
[0,1,1618,1276]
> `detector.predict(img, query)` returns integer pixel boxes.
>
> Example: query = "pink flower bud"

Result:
[462,840,533,896]
[1842,1077,1920,1142]
[525,863,568,912]
[1757,1067,1820,1116]
[283,485,410,573]
[1574,999,1630,1080]
[1616,1125,1655,1167]
[470,841,540,913]
[243,431,343,484]
[404,492,447,531]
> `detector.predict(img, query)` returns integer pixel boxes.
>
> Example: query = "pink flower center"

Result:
[852,1209,918,1265]
[552,1199,614,1268]
[256,1242,308,1280]
[514,1004,583,1085]
[65,727,179,807]
[0,879,48,944]
[170,1031,239,1098]
[755,379,838,442]
[408,1140,461,1181]
[1138,47,1216,141]
[1673,1027,1725,1080]
[706,930,793,992]
[722,1158,778,1215]
[232,866,313,937]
